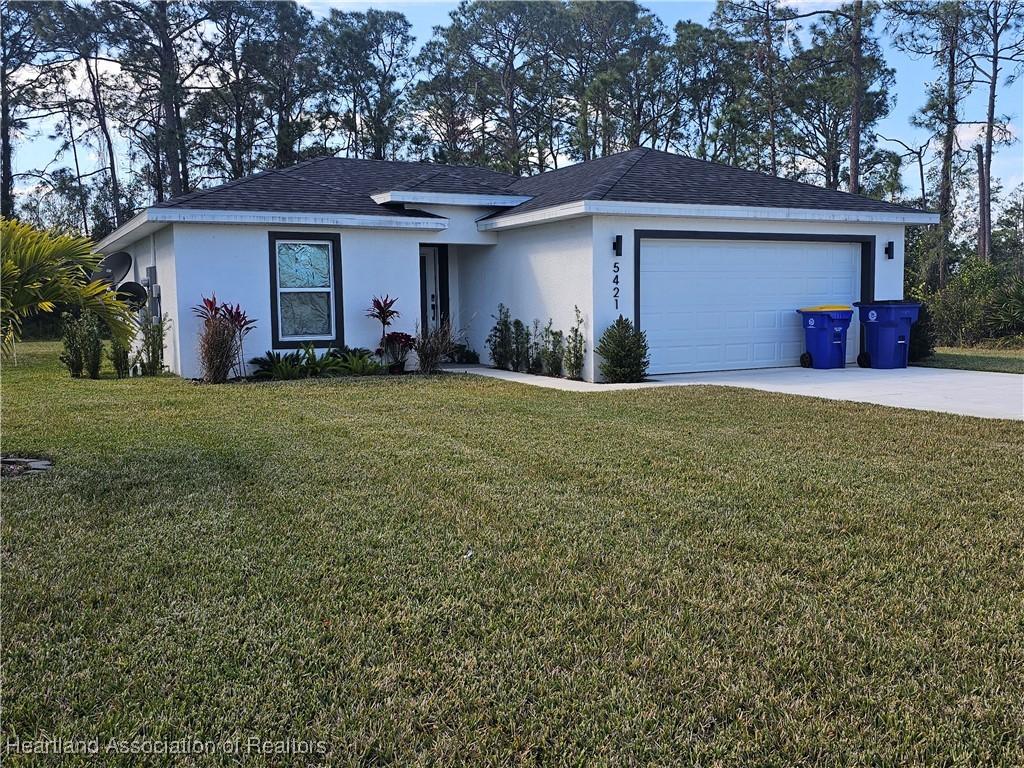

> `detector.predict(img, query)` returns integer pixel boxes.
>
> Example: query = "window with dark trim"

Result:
[268,231,344,348]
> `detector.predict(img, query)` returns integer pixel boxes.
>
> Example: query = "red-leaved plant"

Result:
[192,294,257,381]
[366,295,400,347]
[378,331,415,372]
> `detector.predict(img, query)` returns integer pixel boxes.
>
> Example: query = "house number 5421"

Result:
[612,261,620,309]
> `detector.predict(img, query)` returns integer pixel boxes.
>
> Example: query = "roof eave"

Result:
[477,200,941,231]
[97,206,448,250]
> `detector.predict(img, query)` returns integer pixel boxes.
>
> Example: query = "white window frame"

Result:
[275,239,336,342]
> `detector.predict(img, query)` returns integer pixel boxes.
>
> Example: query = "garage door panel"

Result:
[640,238,861,374]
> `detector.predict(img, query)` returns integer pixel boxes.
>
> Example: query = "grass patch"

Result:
[915,346,1024,374]
[3,342,1023,765]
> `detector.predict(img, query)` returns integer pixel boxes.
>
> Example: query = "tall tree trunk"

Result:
[84,56,121,227]
[154,2,183,197]
[62,91,89,235]
[976,144,987,260]
[0,63,13,218]
[936,5,961,288]
[848,0,863,195]
[981,2,1001,263]
[916,149,926,208]
[763,4,778,176]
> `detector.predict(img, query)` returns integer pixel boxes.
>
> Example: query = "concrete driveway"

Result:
[447,365,1023,420]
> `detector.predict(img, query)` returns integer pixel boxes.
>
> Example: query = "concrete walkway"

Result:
[445,364,1024,420]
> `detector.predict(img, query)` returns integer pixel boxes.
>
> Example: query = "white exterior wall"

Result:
[589,215,906,375]
[458,217,596,380]
[122,227,179,372]
[169,223,423,378]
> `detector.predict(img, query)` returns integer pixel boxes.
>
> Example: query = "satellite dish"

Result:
[116,281,148,310]
[93,251,132,285]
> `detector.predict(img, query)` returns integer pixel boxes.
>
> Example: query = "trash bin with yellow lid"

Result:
[795,305,854,369]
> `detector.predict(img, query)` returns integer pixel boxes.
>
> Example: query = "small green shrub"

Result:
[596,316,649,383]
[564,306,586,380]
[510,319,530,372]
[249,350,305,380]
[59,312,84,377]
[80,311,103,379]
[108,336,132,378]
[328,345,373,359]
[336,350,383,376]
[450,344,479,364]
[485,304,513,369]
[527,320,544,374]
[139,314,167,376]
[298,343,344,377]
[539,320,564,377]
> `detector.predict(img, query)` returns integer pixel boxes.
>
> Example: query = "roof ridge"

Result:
[593,148,650,201]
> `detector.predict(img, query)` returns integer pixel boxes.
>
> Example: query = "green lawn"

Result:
[3,342,1023,766]
[915,346,1024,374]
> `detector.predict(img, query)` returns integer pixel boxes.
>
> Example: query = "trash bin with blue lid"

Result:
[854,301,921,369]
[796,305,854,369]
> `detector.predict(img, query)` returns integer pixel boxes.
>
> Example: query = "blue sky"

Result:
[16,0,1024,200]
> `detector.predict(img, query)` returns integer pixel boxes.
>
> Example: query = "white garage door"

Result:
[640,238,861,374]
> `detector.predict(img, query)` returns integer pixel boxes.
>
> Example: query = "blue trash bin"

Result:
[796,305,854,369]
[854,301,921,369]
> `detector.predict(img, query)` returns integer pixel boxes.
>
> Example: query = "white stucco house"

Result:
[97,148,938,381]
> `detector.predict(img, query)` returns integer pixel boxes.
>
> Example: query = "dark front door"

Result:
[419,245,449,331]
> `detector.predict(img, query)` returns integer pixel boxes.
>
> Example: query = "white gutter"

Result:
[371,190,533,207]
[477,199,941,231]
[96,206,448,252]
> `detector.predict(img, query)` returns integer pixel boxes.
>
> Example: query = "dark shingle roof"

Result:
[153,149,929,219]
[495,148,926,217]
[154,156,518,216]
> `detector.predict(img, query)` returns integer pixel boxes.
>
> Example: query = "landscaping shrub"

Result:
[528,320,544,374]
[298,344,344,377]
[596,315,649,383]
[193,296,255,379]
[366,295,400,347]
[79,311,104,379]
[511,319,530,372]
[328,344,373,359]
[415,318,458,375]
[336,350,383,376]
[108,336,132,378]
[198,316,237,383]
[58,312,84,377]
[539,320,564,377]
[564,306,585,380]
[249,351,305,380]
[380,331,415,372]
[449,344,479,364]
[138,314,167,376]
[485,304,513,369]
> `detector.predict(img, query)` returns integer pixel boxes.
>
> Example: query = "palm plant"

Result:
[1,219,134,358]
